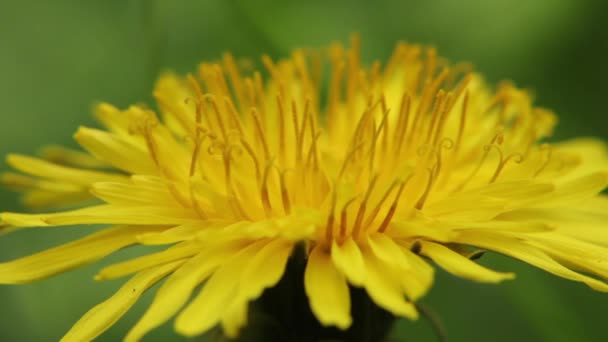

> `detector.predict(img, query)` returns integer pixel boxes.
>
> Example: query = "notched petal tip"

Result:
[305,245,353,330]
[420,241,515,284]
[0,212,49,228]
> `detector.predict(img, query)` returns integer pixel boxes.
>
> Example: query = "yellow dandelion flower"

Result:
[1,36,608,341]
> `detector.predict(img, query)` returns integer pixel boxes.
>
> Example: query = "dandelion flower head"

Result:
[1,36,607,341]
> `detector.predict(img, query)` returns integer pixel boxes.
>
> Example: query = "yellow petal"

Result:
[0,226,162,283]
[6,154,126,186]
[154,73,197,135]
[522,234,608,279]
[1,204,199,228]
[21,190,93,210]
[388,220,452,241]
[468,181,556,210]
[448,220,554,233]
[125,240,247,342]
[221,299,249,339]
[96,241,202,280]
[554,138,608,176]
[397,247,435,301]
[94,102,138,138]
[539,172,608,207]
[61,260,183,342]
[367,233,411,270]
[361,247,419,319]
[305,244,352,330]
[239,238,293,300]
[331,237,366,286]
[175,240,268,337]
[91,180,176,207]
[420,241,514,283]
[2,172,82,193]
[454,231,608,292]
[470,181,555,203]
[496,196,608,246]
[74,127,157,174]
[424,194,507,221]
[39,145,108,169]
[136,223,207,245]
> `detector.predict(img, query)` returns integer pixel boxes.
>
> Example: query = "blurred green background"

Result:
[1,0,607,341]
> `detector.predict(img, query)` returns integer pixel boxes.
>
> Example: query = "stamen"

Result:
[244,78,256,112]
[429,138,454,185]
[348,98,381,156]
[408,80,432,146]
[415,168,434,210]
[336,142,366,183]
[425,90,446,145]
[277,167,292,215]
[251,107,271,160]
[189,134,204,177]
[534,144,552,178]
[222,53,246,109]
[369,109,390,176]
[369,60,382,92]
[432,92,454,147]
[261,55,280,81]
[223,146,250,220]
[383,42,407,80]
[489,152,524,183]
[297,98,312,163]
[363,177,409,228]
[484,144,505,173]
[253,72,267,120]
[188,178,207,219]
[442,73,473,116]
[291,100,302,161]
[454,132,504,191]
[276,95,286,164]
[393,92,412,156]
[188,84,207,178]
[239,138,262,183]
[407,55,423,94]
[304,131,323,171]
[223,97,245,135]
[293,50,313,100]
[186,74,204,99]
[204,95,228,141]
[454,91,469,153]
[377,181,407,233]
[310,49,323,91]
[325,192,338,243]
[260,161,274,217]
[380,94,390,157]
[222,146,233,193]
[339,195,359,239]
[307,104,321,169]
[408,69,449,149]
[352,175,379,239]
[213,65,231,99]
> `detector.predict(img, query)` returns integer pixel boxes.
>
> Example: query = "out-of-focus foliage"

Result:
[0,0,606,341]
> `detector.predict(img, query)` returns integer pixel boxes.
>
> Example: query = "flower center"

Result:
[146,38,558,246]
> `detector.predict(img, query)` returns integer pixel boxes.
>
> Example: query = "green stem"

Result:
[416,303,447,342]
